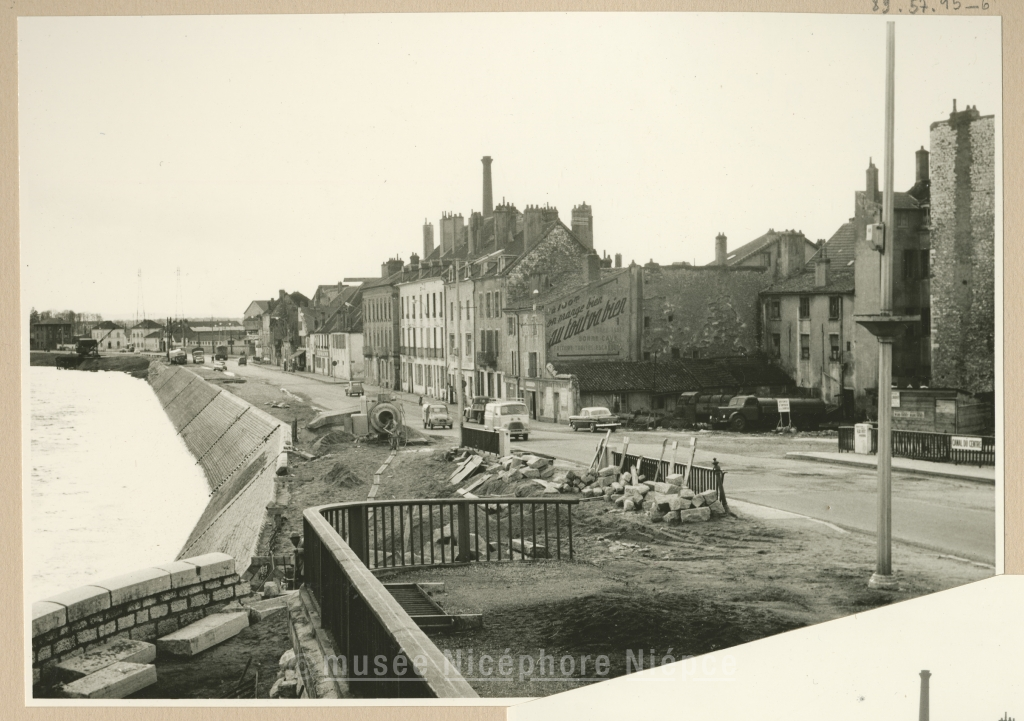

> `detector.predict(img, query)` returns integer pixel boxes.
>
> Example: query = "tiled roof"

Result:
[806,222,856,270]
[713,229,819,267]
[551,357,793,394]
[132,319,164,329]
[761,269,855,295]
[94,320,122,329]
[33,318,73,326]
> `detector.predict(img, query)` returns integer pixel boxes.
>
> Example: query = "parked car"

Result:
[483,401,530,440]
[465,396,495,424]
[569,407,621,433]
[422,403,453,429]
[212,360,227,372]
[346,382,364,397]
[711,395,826,432]
[237,354,248,366]
[191,348,205,364]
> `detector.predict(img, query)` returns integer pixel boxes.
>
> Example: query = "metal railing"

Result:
[837,426,995,466]
[611,451,723,495]
[303,507,478,698]
[460,425,502,455]
[318,497,577,571]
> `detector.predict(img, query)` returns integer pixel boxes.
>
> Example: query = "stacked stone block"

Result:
[928,107,995,394]
[32,553,254,684]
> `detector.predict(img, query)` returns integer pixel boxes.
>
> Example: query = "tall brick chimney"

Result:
[614,253,622,268]
[572,203,594,249]
[423,219,434,258]
[523,205,545,252]
[493,201,517,251]
[866,158,879,202]
[715,233,728,265]
[815,249,830,287]
[916,146,929,184]
[919,670,931,721]
[482,156,494,218]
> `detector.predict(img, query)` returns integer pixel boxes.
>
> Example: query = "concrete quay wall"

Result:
[147,363,285,568]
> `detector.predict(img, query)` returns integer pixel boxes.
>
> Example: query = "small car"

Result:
[213,360,227,372]
[237,354,248,366]
[422,403,453,429]
[346,382,364,397]
[569,407,622,433]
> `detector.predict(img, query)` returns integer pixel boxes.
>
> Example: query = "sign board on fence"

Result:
[891,391,901,408]
[951,436,983,451]
[777,398,791,413]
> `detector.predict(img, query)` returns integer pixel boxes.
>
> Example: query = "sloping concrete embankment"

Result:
[148,364,285,571]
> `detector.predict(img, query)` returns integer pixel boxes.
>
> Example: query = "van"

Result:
[483,401,530,441]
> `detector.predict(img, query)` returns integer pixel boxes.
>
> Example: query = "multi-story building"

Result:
[258,290,309,366]
[129,319,164,351]
[30,319,75,350]
[362,258,405,390]
[398,256,448,399]
[91,321,128,351]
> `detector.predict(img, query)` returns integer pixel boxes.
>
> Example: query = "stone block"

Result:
[679,507,712,523]
[152,560,203,589]
[680,488,696,499]
[93,568,172,607]
[181,585,204,596]
[149,604,168,620]
[43,586,111,623]
[33,602,67,637]
[181,552,235,582]
[665,510,681,523]
[691,494,706,507]
[156,611,249,657]
[235,581,251,597]
[653,492,674,512]
[135,610,150,624]
[623,499,636,512]
[170,599,188,613]
[190,592,211,608]
[53,637,76,655]
[98,621,117,638]
[55,639,156,682]
[129,623,157,642]
[668,496,690,511]
[157,591,177,603]
[178,610,206,626]
[37,645,52,663]
[142,598,156,608]
[77,628,98,645]
[212,586,235,602]
[521,468,540,479]
[598,465,620,477]
[709,500,727,516]
[156,618,180,636]
[202,579,224,590]
[60,661,157,699]
[116,615,136,631]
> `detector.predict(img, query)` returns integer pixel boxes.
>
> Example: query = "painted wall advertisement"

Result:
[546,273,635,361]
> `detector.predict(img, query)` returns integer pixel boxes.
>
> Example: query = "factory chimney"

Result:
[482,156,494,218]
[715,233,728,265]
[919,670,931,721]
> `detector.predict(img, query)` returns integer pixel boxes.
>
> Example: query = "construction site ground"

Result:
[194,363,992,699]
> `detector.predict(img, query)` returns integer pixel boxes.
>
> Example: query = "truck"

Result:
[569,407,621,433]
[214,345,229,361]
[710,395,826,432]
[191,347,205,365]
[169,348,188,365]
[55,338,100,369]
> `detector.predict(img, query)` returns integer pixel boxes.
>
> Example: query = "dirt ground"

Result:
[190,362,991,698]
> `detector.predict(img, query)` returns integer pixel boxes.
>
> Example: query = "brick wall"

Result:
[32,553,253,682]
[929,111,995,394]
[641,265,768,358]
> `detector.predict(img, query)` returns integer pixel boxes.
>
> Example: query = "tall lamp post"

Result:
[855,22,919,591]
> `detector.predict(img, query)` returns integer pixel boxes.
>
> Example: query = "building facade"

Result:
[361,258,405,390]
[399,260,448,399]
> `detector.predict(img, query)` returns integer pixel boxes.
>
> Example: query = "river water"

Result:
[27,367,211,600]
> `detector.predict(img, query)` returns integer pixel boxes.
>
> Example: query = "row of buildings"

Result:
[30,317,248,355]
[242,103,994,429]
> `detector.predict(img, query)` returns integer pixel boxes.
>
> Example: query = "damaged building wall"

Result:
[503,223,594,306]
[640,265,767,360]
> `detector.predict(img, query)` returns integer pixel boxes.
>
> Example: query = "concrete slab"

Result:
[181,552,235,581]
[785,451,995,483]
[156,611,249,656]
[55,639,156,682]
[153,560,203,588]
[93,567,172,606]
[43,586,110,623]
[32,601,67,636]
[61,662,157,699]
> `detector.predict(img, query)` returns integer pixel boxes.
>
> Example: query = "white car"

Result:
[483,401,530,441]
[212,360,227,372]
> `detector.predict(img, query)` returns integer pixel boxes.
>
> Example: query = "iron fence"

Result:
[611,451,723,495]
[460,425,502,455]
[837,426,994,466]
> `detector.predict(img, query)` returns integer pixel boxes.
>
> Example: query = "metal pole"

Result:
[870,21,898,591]
[455,261,465,439]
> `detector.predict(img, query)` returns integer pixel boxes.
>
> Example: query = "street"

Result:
[229,361,995,565]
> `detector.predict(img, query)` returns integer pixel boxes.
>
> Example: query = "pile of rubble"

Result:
[578,465,726,524]
[447,448,569,497]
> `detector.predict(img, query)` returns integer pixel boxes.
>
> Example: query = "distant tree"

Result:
[29,307,39,325]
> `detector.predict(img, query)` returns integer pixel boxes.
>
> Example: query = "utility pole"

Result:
[856,21,916,591]
[455,260,464,436]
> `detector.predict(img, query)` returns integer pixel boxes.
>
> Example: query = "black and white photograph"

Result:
[18,8,1005,706]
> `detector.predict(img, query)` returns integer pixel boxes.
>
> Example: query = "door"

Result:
[527,391,537,420]
[553,392,560,423]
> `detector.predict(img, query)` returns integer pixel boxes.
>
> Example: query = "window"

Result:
[643,352,651,361]
[769,299,781,320]
[495,292,501,317]
[921,307,931,335]
[485,293,492,318]
[771,333,781,357]
[691,349,700,359]
[479,294,484,318]
[433,293,437,318]
[507,315,516,335]
[829,296,841,320]
[829,334,840,361]
[466,333,473,356]
[800,333,810,360]
[920,249,930,279]
[644,316,651,329]
[527,352,538,378]
[511,351,519,376]
[667,314,674,323]
[450,301,454,319]
[450,333,456,355]
[903,249,919,280]
[847,341,852,351]
[671,347,680,359]
[897,212,909,228]
[799,297,810,319]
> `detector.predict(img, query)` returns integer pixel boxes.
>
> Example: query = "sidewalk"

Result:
[786,451,995,484]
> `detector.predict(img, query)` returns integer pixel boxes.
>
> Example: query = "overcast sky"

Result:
[18,12,1001,320]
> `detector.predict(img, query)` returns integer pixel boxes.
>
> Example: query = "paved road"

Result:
[230,362,995,565]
